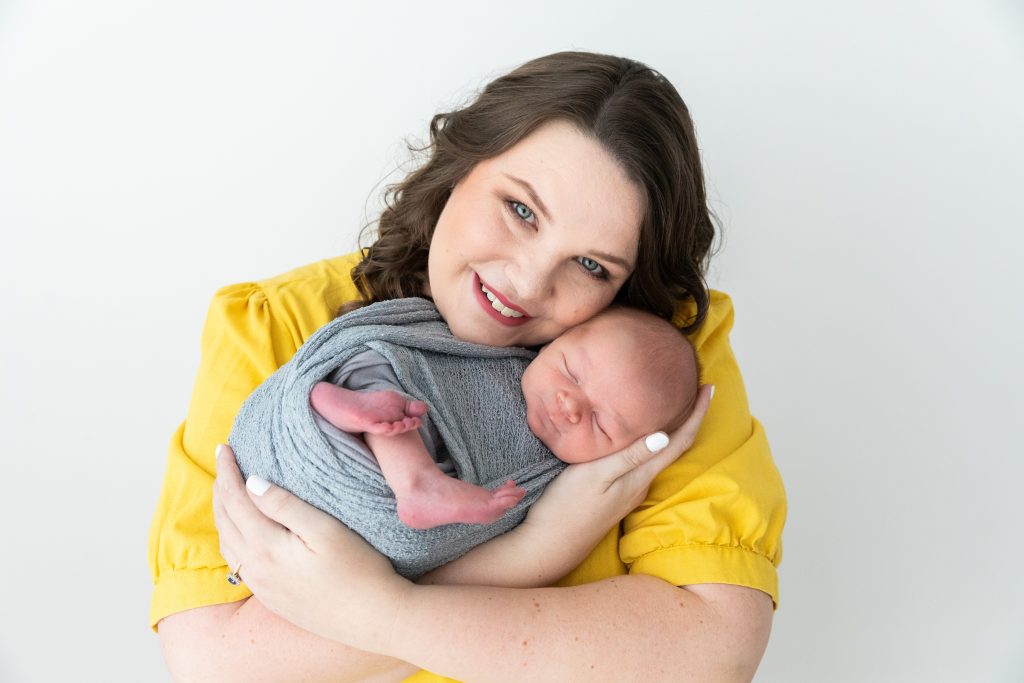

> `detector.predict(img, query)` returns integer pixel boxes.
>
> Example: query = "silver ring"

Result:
[226,562,243,586]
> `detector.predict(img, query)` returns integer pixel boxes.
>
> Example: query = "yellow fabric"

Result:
[147,252,787,683]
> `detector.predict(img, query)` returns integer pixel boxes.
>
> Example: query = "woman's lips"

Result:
[473,273,531,327]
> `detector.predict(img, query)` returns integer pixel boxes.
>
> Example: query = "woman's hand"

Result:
[517,384,713,575]
[422,384,714,587]
[212,445,413,653]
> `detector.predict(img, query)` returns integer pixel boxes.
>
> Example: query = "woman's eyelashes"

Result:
[503,199,611,282]
[506,199,536,225]
[575,256,608,280]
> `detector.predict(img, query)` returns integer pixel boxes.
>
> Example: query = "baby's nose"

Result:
[556,390,582,424]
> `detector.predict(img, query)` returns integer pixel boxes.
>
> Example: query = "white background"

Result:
[1,1,1021,681]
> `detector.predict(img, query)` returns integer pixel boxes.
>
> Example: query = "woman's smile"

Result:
[473,273,531,327]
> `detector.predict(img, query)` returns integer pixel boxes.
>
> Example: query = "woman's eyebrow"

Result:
[503,173,552,221]
[590,250,633,272]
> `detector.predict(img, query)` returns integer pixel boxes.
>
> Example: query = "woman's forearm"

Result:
[159,581,770,683]
[418,519,604,588]
[385,577,773,683]
[158,598,416,683]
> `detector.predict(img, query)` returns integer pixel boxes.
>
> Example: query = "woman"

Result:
[150,51,786,681]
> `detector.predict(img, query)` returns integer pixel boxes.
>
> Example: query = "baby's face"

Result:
[521,318,666,463]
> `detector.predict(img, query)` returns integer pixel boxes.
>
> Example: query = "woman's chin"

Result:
[446,318,502,346]
[447,315,528,347]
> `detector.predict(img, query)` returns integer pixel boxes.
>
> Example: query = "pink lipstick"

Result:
[473,273,531,327]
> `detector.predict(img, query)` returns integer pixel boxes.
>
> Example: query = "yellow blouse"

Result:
[147,252,786,682]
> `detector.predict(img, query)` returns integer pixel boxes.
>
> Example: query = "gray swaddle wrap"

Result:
[229,297,566,578]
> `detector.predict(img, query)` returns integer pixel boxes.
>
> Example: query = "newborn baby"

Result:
[310,305,700,529]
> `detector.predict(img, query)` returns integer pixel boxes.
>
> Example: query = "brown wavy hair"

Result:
[346,50,718,333]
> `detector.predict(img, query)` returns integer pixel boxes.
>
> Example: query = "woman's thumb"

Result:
[644,432,670,454]
[595,431,671,483]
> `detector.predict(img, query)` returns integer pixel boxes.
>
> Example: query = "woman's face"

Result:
[427,119,645,347]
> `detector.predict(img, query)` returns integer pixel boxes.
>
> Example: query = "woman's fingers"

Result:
[588,431,670,486]
[211,446,409,646]
[241,472,343,549]
[212,445,248,568]
[212,468,244,563]
[215,445,291,549]
[587,384,712,486]
[630,383,714,483]
[216,444,344,551]
[675,383,714,448]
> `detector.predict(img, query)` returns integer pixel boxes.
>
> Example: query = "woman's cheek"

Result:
[465,215,509,258]
[558,288,614,328]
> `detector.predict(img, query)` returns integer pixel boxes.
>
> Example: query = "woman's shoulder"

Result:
[253,250,364,309]
[672,289,735,348]
[208,251,365,343]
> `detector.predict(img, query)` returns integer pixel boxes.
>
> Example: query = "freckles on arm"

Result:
[387,577,772,682]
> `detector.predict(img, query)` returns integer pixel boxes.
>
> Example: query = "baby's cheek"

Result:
[559,449,597,464]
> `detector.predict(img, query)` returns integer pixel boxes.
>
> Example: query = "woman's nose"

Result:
[556,390,583,424]
[506,256,555,304]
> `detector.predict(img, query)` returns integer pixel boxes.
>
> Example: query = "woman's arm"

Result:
[393,579,772,682]
[159,412,691,683]
[162,402,699,682]
[158,599,416,683]
[159,566,770,683]
[210,383,777,682]
[215,435,772,683]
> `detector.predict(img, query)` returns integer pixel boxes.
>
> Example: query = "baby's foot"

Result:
[310,382,428,435]
[396,478,526,530]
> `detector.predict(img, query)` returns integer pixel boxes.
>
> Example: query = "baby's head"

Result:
[521,306,700,464]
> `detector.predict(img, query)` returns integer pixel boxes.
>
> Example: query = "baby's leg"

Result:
[366,430,526,530]
[310,382,428,436]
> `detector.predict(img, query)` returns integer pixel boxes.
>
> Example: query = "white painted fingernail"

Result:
[645,432,669,453]
[246,476,271,496]
[709,385,716,401]
[216,444,224,459]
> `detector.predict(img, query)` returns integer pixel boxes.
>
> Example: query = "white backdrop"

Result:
[1,1,1021,681]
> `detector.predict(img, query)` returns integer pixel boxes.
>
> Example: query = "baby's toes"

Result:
[381,422,403,436]
[406,400,428,417]
[493,489,524,508]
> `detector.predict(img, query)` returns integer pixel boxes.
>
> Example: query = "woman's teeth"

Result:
[480,283,524,318]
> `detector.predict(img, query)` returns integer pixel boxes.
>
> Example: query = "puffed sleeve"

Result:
[619,290,787,606]
[147,282,300,629]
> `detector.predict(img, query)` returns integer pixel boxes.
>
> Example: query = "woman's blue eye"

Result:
[576,256,606,279]
[512,201,534,222]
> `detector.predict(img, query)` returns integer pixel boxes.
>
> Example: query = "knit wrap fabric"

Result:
[229,297,566,578]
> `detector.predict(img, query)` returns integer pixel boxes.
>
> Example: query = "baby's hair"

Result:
[598,305,702,433]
